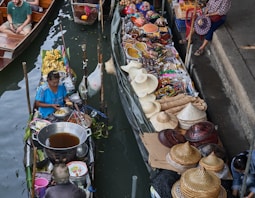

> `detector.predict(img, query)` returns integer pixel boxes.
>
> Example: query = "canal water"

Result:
[0,1,150,197]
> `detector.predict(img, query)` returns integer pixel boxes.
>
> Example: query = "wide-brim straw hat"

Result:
[199,151,224,172]
[194,15,211,36]
[120,60,143,73]
[139,93,156,104]
[177,103,207,129]
[131,73,158,97]
[141,101,161,118]
[129,67,147,80]
[169,141,201,166]
[150,111,178,131]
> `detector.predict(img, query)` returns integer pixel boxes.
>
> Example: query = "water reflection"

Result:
[0,0,150,197]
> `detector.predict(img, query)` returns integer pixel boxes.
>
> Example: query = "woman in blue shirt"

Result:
[35,70,71,118]
[231,150,255,198]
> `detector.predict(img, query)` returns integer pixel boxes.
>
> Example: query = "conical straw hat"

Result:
[169,141,201,165]
[199,152,224,172]
[171,180,227,198]
[120,60,142,73]
[177,103,207,121]
[180,167,223,198]
[131,73,158,97]
[141,101,161,118]
[150,111,178,131]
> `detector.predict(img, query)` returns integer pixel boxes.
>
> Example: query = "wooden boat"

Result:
[23,46,107,198]
[70,0,105,25]
[0,0,56,71]
[110,2,233,197]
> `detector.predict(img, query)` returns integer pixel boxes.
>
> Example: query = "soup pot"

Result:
[33,122,92,163]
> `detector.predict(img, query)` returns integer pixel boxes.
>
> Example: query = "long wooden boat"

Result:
[0,0,56,71]
[110,2,233,197]
[23,46,107,198]
[70,0,105,25]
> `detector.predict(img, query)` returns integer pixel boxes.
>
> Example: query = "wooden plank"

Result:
[0,32,24,50]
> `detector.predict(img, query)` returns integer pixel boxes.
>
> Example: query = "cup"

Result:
[34,177,49,198]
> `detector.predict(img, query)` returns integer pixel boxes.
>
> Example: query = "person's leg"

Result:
[194,16,227,56]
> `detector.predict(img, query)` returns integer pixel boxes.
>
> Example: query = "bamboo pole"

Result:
[184,0,197,67]
[22,62,32,115]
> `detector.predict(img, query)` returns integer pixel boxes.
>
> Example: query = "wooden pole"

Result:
[99,0,104,33]
[185,0,197,67]
[22,62,32,115]
[31,146,37,198]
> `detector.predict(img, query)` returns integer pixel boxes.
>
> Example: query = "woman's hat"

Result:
[169,141,201,166]
[171,167,226,198]
[141,101,161,118]
[199,151,224,172]
[120,60,143,73]
[131,73,158,97]
[149,111,178,131]
[194,15,211,35]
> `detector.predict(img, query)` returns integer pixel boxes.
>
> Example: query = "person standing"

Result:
[35,70,72,119]
[0,0,32,35]
[194,0,231,56]
[231,151,255,198]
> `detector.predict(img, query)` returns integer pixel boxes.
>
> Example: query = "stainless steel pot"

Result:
[33,122,92,163]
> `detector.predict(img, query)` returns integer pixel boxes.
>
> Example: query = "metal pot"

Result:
[33,122,92,163]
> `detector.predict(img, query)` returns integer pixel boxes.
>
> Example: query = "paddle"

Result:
[184,0,198,68]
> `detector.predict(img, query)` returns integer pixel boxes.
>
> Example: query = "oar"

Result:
[184,0,197,67]
[22,62,32,114]
[99,0,104,33]
[22,62,35,197]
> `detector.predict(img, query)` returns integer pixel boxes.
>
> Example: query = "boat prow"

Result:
[0,0,57,71]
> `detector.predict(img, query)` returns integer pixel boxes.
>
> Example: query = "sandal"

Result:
[194,49,204,56]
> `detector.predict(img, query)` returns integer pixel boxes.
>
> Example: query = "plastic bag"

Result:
[78,76,88,100]
[87,63,102,97]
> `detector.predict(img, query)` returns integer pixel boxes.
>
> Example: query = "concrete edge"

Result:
[210,25,255,141]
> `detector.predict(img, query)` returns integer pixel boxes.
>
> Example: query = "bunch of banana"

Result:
[42,49,66,76]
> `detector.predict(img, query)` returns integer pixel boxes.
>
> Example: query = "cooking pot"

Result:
[33,122,92,163]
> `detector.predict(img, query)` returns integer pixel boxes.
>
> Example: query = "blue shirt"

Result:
[231,150,255,193]
[35,83,67,118]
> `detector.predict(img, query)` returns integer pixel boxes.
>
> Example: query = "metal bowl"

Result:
[53,107,71,119]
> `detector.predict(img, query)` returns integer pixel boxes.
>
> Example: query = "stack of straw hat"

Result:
[171,166,227,198]
[166,141,201,173]
[177,103,207,130]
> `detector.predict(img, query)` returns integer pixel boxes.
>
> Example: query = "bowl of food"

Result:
[53,107,71,119]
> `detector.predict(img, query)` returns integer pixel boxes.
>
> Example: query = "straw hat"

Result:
[194,15,211,36]
[171,170,227,198]
[141,101,161,118]
[199,152,224,172]
[131,73,158,97]
[169,141,201,166]
[120,60,142,73]
[139,93,156,104]
[149,111,178,131]
[177,103,207,129]
[129,67,147,80]
[166,152,197,174]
